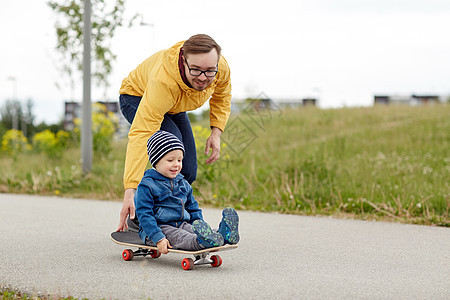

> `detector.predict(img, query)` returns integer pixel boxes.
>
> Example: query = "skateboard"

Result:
[111,231,237,270]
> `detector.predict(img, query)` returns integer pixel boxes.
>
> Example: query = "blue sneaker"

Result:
[192,220,224,248]
[218,207,240,244]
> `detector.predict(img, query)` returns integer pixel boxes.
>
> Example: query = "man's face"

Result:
[183,48,219,91]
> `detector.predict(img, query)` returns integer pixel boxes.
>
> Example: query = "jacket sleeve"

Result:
[183,181,203,223]
[123,80,177,189]
[209,56,232,131]
[134,181,166,244]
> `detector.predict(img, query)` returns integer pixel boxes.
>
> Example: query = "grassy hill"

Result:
[1,104,448,226]
[194,104,449,226]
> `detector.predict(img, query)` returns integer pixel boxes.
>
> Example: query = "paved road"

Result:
[0,194,449,299]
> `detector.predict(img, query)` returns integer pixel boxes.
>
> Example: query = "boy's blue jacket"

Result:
[134,168,203,244]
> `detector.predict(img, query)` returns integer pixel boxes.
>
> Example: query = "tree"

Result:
[0,99,36,139]
[0,100,20,130]
[47,0,138,95]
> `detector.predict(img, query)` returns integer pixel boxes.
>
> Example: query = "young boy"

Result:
[134,130,239,254]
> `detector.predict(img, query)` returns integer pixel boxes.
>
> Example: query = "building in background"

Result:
[64,101,129,139]
[231,92,317,114]
[374,94,441,106]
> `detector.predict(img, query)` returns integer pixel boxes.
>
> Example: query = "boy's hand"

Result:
[157,238,172,254]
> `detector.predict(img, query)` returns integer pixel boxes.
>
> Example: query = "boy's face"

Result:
[154,149,184,179]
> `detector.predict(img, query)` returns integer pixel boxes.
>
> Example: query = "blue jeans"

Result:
[119,94,197,184]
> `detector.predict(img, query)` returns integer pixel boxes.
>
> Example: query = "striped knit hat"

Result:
[147,131,185,166]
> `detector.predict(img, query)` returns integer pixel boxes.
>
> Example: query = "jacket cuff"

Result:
[124,182,139,190]
[209,121,225,132]
[151,231,166,244]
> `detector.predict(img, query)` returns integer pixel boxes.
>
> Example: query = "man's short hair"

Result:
[183,34,222,58]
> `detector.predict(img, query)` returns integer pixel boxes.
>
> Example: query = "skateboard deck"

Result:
[111,231,237,270]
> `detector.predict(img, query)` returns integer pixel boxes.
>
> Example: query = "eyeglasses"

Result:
[184,58,218,77]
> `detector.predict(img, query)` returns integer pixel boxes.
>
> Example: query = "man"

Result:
[117,34,232,232]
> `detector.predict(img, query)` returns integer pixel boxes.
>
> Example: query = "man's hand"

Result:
[116,188,136,232]
[157,238,172,254]
[205,127,222,165]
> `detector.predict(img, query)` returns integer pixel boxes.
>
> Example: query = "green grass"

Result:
[0,104,448,226]
[0,140,127,200]
[194,104,450,226]
[0,288,90,300]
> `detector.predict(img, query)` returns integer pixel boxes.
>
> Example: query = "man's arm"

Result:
[118,81,176,231]
[205,56,231,164]
[208,56,232,132]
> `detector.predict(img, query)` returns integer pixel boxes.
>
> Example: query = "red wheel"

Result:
[149,250,161,258]
[181,258,194,270]
[210,255,222,267]
[122,249,134,261]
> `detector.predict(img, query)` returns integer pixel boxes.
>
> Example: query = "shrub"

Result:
[33,129,57,154]
[73,103,118,156]
[1,129,30,155]
[56,130,70,148]
[32,129,70,158]
[92,104,117,154]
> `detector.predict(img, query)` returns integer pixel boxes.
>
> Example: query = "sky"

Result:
[1,0,450,124]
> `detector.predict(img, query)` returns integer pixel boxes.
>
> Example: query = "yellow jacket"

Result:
[119,41,232,189]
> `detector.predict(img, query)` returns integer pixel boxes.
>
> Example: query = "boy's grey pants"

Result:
[146,222,204,251]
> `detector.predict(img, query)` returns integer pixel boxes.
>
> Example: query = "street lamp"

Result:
[81,0,92,173]
[6,76,18,131]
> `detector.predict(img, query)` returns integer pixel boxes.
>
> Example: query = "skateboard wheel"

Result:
[181,258,194,270]
[210,255,222,267]
[122,249,134,261]
[149,250,161,258]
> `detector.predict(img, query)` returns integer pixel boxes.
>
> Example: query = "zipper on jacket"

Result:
[180,197,185,221]
[171,179,184,221]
